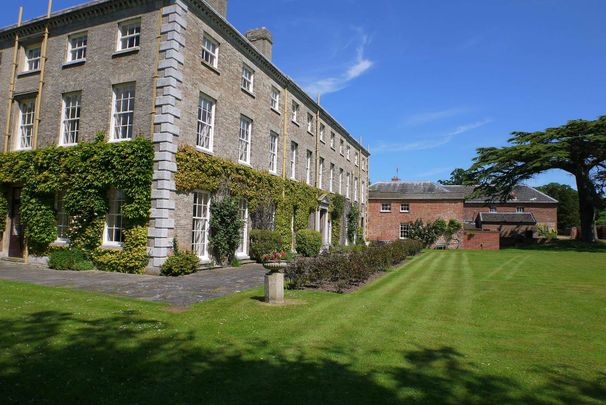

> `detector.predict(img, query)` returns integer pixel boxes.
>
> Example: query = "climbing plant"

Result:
[0,134,154,271]
[176,146,341,248]
[347,203,360,244]
[329,194,345,246]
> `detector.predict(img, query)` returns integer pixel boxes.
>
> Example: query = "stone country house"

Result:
[368,180,558,249]
[0,0,369,268]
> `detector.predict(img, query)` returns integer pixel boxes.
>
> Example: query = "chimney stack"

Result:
[245,27,273,61]
[206,0,227,17]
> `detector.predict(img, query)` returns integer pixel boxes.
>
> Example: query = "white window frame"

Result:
[201,34,219,68]
[197,94,215,152]
[340,139,344,155]
[305,150,312,185]
[319,123,326,143]
[291,101,299,123]
[290,142,298,180]
[400,203,410,213]
[192,191,211,260]
[241,64,254,93]
[318,157,324,189]
[270,86,280,111]
[400,223,410,240]
[269,131,278,174]
[117,19,141,51]
[24,46,41,72]
[516,206,525,213]
[329,163,334,193]
[67,32,87,62]
[307,113,314,133]
[17,99,35,150]
[355,151,359,166]
[103,189,125,246]
[110,83,136,142]
[238,115,252,164]
[339,169,343,195]
[330,132,335,149]
[236,199,249,258]
[60,92,81,146]
[381,203,392,213]
[354,177,358,202]
[361,181,365,202]
[346,145,351,161]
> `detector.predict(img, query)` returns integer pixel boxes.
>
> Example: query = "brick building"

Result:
[0,0,369,267]
[368,180,557,248]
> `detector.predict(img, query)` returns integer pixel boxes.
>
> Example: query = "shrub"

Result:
[296,229,323,257]
[48,249,95,271]
[250,229,282,261]
[285,239,423,292]
[209,192,243,266]
[161,251,200,276]
[537,224,558,240]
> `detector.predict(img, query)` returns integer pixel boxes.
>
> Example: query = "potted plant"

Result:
[261,251,289,273]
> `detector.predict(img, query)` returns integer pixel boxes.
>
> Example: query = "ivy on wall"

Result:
[176,146,346,248]
[0,135,153,272]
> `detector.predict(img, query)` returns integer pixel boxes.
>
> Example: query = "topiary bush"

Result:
[296,229,322,257]
[48,249,95,271]
[160,251,200,277]
[209,192,244,266]
[250,229,282,261]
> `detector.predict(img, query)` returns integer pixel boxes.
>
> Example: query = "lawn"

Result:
[1,249,605,404]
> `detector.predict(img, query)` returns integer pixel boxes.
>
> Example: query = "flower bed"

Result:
[285,239,423,293]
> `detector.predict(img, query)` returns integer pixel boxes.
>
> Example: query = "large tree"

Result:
[536,183,580,233]
[467,116,606,242]
[438,168,475,185]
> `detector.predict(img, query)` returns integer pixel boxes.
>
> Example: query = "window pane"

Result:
[197,95,214,150]
[112,84,135,140]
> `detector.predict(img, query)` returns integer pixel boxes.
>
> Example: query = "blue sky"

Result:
[5,0,606,188]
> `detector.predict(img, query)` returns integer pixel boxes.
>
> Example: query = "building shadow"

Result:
[0,311,604,404]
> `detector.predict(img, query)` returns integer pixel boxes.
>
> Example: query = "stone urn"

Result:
[262,261,288,304]
[262,260,288,274]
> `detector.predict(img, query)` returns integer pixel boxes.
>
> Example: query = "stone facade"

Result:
[0,0,369,266]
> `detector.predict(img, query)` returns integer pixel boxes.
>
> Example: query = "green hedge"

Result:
[286,239,423,292]
[296,229,322,257]
[160,251,200,277]
[48,249,94,271]
[250,229,283,261]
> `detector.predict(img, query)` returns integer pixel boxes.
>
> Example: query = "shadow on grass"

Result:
[504,239,606,253]
[0,311,604,404]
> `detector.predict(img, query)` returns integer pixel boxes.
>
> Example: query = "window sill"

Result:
[291,120,300,127]
[62,59,86,69]
[112,47,140,58]
[307,130,315,136]
[400,211,410,214]
[50,240,70,247]
[195,146,214,155]
[17,69,41,78]
[320,139,326,144]
[380,211,391,214]
[108,137,132,143]
[201,60,221,75]
[59,142,78,148]
[241,87,255,98]
[269,170,279,177]
[15,147,32,151]
[239,161,252,168]
[99,243,124,251]
[271,107,281,115]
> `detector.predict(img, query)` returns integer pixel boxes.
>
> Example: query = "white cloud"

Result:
[372,118,492,153]
[304,33,374,96]
[404,107,468,126]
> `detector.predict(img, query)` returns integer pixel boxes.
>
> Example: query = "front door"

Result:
[8,188,24,258]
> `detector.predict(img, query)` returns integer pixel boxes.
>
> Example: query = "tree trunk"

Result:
[575,173,598,242]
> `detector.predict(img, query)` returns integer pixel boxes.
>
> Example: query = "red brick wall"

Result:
[463,231,500,250]
[367,199,464,241]
[464,203,558,232]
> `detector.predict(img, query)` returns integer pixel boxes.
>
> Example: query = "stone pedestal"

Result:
[264,272,284,304]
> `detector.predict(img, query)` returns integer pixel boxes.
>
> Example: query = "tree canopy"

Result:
[467,116,606,242]
[536,183,580,233]
[438,168,475,185]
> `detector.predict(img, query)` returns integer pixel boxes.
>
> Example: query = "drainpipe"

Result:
[32,0,53,150]
[3,6,23,153]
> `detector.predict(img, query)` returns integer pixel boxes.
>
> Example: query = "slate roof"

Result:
[369,181,558,204]
[478,212,537,224]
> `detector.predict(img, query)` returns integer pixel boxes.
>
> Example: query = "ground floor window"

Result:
[104,189,125,245]
[236,199,249,257]
[192,191,211,259]
[400,223,410,239]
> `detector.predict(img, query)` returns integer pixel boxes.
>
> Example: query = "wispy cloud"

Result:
[372,118,492,153]
[303,32,374,96]
[404,107,468,126]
